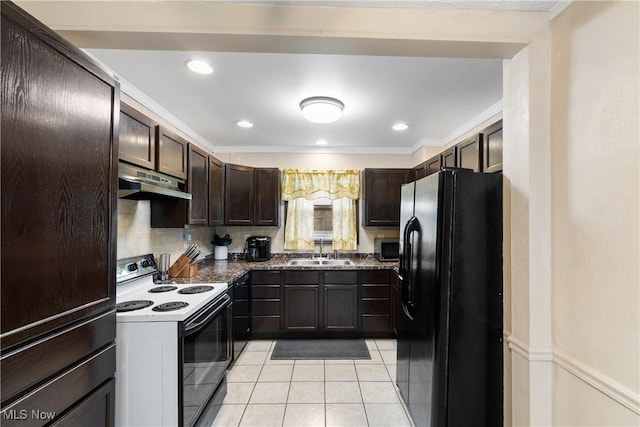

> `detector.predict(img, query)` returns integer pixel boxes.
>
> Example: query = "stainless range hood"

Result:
[118,162,192,200]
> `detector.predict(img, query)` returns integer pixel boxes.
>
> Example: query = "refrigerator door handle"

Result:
[402,216,420,316]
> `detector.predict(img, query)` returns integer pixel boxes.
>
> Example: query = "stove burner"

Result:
[178,286,214,295]
[116,300,154,312]
[148,285,178,293]
[152,301,189,312]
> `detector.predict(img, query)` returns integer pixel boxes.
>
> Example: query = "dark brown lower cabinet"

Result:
[323,285,358,332]
[250,269,395,338]
[361,270,393,336]
[51,378,115,427]
[284,286,320,332]
[283,271,320,333]
[322,271,359,332]
[251,271,282,337]
[1,345,116,427]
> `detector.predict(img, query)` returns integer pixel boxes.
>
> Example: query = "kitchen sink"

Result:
[287,258,355,267]
[318,259,355,266]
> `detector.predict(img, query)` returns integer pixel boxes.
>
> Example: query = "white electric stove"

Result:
[115,254,231,427]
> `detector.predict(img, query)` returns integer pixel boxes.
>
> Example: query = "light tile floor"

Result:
[211,339,413,427]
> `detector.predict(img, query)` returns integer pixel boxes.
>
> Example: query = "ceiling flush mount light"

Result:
[315,139,329,145]
[393,122,409,131]
[236,120,253,128]
[185,59,213,75]
[300,96,344,124]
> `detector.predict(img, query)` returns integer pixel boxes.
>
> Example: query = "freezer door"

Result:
[440,170,503,427]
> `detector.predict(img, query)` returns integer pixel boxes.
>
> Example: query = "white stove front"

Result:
[115,275,229,426]
[116,276,228,322]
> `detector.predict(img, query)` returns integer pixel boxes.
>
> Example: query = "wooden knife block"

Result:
[168,255,198,278]
[175,263,198,278]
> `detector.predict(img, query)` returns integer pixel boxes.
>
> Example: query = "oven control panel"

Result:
[116,254,158,284]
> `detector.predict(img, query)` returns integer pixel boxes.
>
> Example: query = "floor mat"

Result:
[270,338,371,360]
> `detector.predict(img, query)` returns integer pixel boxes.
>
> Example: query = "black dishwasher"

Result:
[232,273,251,362]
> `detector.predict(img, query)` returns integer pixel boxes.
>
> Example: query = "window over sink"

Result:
[281,170,360,251]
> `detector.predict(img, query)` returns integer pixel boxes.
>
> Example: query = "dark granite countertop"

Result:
[169,254,398,285]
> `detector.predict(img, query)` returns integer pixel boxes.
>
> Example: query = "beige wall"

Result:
[550,1,639,424]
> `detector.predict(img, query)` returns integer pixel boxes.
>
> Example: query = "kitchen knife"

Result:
[184,244,197,259]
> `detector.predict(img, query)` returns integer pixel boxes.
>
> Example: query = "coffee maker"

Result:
[245,236,271,262]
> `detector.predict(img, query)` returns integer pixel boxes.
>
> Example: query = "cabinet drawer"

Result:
[1,311,115,401]
[252,286,280,299]
[362,315,390,332]
[361,270,391,284]
[252,300,281,316]
[362,285,390,298]
[284,271,319,284]
[362,299,390,315]
[0,345,115,427]
[252,271,281,285]
[323,271,357,284]
[252,316,280,334]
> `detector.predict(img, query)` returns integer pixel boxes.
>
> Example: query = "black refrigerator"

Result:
[396,168,503,427]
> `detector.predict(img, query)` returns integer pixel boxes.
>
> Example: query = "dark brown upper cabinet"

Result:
[224,164,280,226]
[456,135,483,172]
[156,127,188,180]
[364,168,410,227]
[409,162,427,183]
[254,168,280,226]
[187,144,209,225]
[208,156,225,226]
[441,147,457,168]
[483,120,503,173]
[426,155,442,176]
[119,102,156,170]
[225,163,254,225]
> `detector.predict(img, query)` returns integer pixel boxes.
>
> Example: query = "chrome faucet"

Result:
[319,237,325,258]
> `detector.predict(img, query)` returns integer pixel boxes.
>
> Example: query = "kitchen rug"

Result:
[271,338,370,360]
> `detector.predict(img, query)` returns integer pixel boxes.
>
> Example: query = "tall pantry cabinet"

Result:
[1,3,118,425]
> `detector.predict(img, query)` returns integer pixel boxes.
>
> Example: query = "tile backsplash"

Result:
[117,199,400,262]
[117,199,216,262]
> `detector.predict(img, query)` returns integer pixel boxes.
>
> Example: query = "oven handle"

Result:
[184,294,231,334]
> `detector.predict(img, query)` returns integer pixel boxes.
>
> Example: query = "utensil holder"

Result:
[214,246,228,260]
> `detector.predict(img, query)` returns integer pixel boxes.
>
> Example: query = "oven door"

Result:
[180,293,231,427]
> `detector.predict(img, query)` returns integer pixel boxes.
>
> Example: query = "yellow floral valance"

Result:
[281,169,360,201]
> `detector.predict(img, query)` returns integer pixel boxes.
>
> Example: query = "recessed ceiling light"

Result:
[185,59,213,75]
[315,139,329,145]
[236,120,253,128]
[393,122,409,131]
[300,97,344,124]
